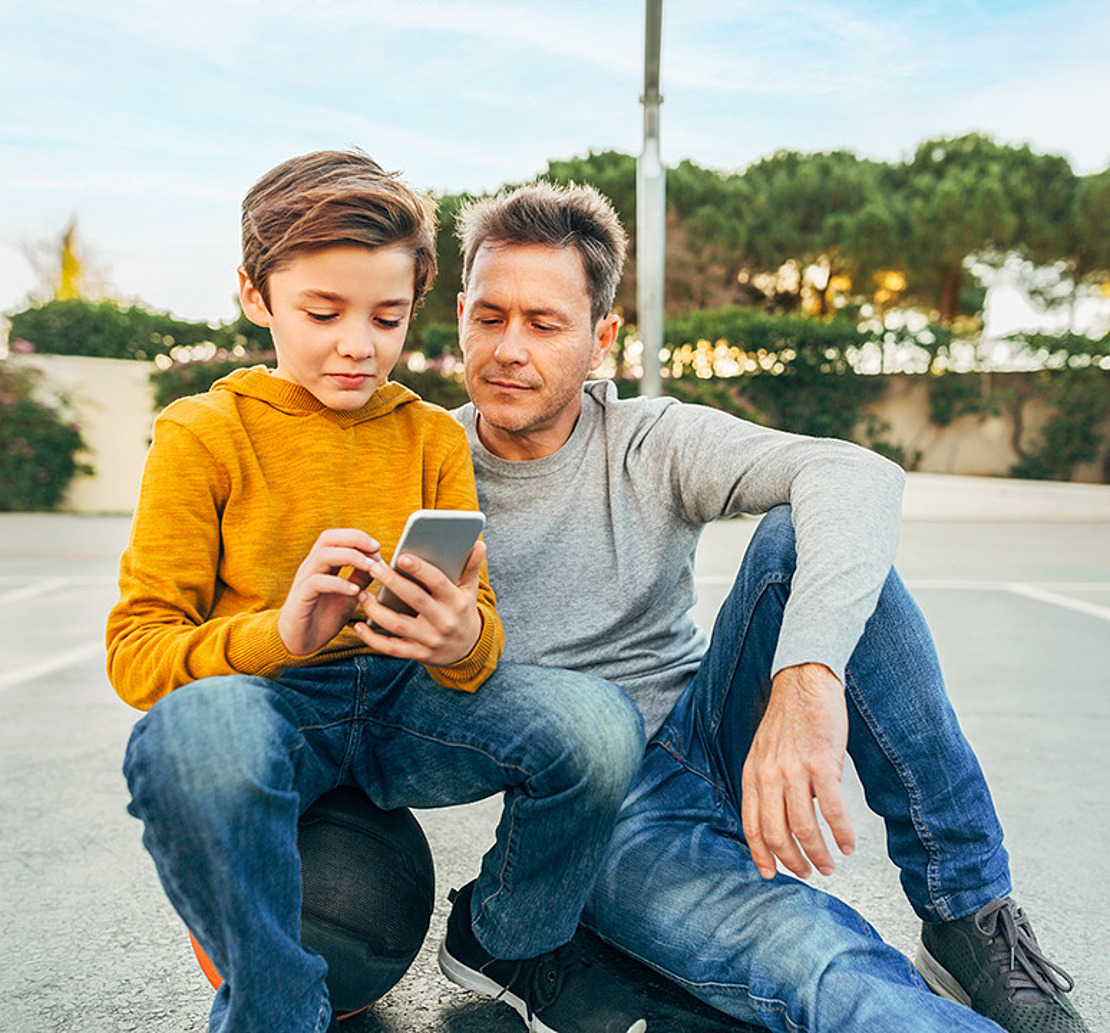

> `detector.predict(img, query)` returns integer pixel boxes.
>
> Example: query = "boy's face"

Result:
[239,245,415,411]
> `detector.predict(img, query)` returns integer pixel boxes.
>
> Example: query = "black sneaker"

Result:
[915,897,1089,1032]
[438,882,648,1033]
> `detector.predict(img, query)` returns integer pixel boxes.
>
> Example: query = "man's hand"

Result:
[278,529,381,657]
[354,541,486,667]
[741,662,855,880]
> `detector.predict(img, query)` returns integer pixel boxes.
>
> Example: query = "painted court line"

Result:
[695,576,1110,623]
[1005,583,1110,623]
[0,640,104,692]
[0,574,116,584]
[0,577,72,606]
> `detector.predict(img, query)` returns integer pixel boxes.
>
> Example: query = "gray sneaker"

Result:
[915,897,1088,1033]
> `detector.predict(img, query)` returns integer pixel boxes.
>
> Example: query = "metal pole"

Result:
[637,0,665,397]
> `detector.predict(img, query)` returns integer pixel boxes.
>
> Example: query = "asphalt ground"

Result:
[1,472,1108,1033]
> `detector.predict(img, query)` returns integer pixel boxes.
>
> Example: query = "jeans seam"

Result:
[473,792,521,931]
[363,713,538,780]
[707,569,790,743]
[350,655,538,780]
[843,665,947,917]
[311,995,331,1033]
[657,735,726,798]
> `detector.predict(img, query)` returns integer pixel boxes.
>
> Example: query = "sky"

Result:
[2,0,1109,326]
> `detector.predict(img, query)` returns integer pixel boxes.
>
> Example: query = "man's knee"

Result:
[745,504,798,576]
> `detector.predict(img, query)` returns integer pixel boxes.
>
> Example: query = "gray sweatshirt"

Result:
[455,380,905,738]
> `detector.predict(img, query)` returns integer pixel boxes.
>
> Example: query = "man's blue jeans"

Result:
[583,505,1013,1032]
[123,657,645,1033]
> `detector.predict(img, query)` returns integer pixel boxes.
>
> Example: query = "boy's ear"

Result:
[238,267,272,327]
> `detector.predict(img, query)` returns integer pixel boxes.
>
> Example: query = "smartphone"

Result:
[376,509,487,615]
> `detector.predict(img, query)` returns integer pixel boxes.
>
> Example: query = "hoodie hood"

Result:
[210,365,419,426]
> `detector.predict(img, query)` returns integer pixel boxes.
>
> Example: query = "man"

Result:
[447,180,1088,1033]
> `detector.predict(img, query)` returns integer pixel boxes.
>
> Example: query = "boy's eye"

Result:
[376,317,403,329]
[307,311,337,323]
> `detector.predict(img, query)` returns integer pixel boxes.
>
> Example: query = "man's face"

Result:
[239,245,414,411]
[458,242,616,460]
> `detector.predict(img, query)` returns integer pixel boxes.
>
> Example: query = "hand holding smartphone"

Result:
[376,509,486,616]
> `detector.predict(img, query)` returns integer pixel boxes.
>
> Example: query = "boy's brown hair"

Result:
[241,150,438,311]
[455,181,627,326]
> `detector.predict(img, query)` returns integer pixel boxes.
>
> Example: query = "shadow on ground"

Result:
[343,927,755,1032]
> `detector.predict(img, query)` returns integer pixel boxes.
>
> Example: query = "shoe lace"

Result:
[974,898,1075,1000]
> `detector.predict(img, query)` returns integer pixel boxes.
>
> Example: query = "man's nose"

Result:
[492,322,529,365]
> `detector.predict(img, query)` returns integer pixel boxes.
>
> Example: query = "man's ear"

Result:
[590,313,620,372]
[238,267,272,328]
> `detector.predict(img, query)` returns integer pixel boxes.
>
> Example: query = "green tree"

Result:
[887,134,1077,323]
[664,160,752,314]
[1067,168,1110,286]
[736,150,889,313]
[409,191,472,348]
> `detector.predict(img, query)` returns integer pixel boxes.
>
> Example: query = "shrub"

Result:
[1010,366,1110,481]
[0,363,92,511]
[7,298,213,360]
[662,308,887,441]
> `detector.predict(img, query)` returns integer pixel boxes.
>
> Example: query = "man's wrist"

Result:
[773,662,843,695]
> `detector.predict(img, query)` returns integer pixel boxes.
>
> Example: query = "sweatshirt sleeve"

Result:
[631,397,905,685]
[419,429,504,693]
[105,415,303,710]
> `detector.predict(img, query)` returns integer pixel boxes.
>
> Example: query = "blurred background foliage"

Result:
[4,132,1109,494]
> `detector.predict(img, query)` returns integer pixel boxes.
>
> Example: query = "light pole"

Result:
[637,0,665,397]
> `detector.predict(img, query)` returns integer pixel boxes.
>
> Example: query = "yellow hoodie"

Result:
[106,366,502,710]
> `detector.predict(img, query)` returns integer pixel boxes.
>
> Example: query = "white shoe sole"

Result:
[438,939,647,1033]
[914,940,972,1007]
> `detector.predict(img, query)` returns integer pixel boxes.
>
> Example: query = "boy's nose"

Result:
[338,323,375,359]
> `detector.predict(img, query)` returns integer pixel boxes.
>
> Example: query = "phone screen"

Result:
[376,509,486,615]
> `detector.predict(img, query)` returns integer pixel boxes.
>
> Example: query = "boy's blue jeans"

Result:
[583,505,1013,1032]
[123,658,645,1033]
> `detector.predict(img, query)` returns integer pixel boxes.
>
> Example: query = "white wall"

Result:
[19,354,155,513]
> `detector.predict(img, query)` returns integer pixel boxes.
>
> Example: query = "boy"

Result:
[107,151,647,1033]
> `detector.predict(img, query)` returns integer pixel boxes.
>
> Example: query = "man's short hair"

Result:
[456,181,628,326]
[241,149,438,310]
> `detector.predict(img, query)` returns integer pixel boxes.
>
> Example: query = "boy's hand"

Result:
[354,541,486,667]
[278,529,382,657]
